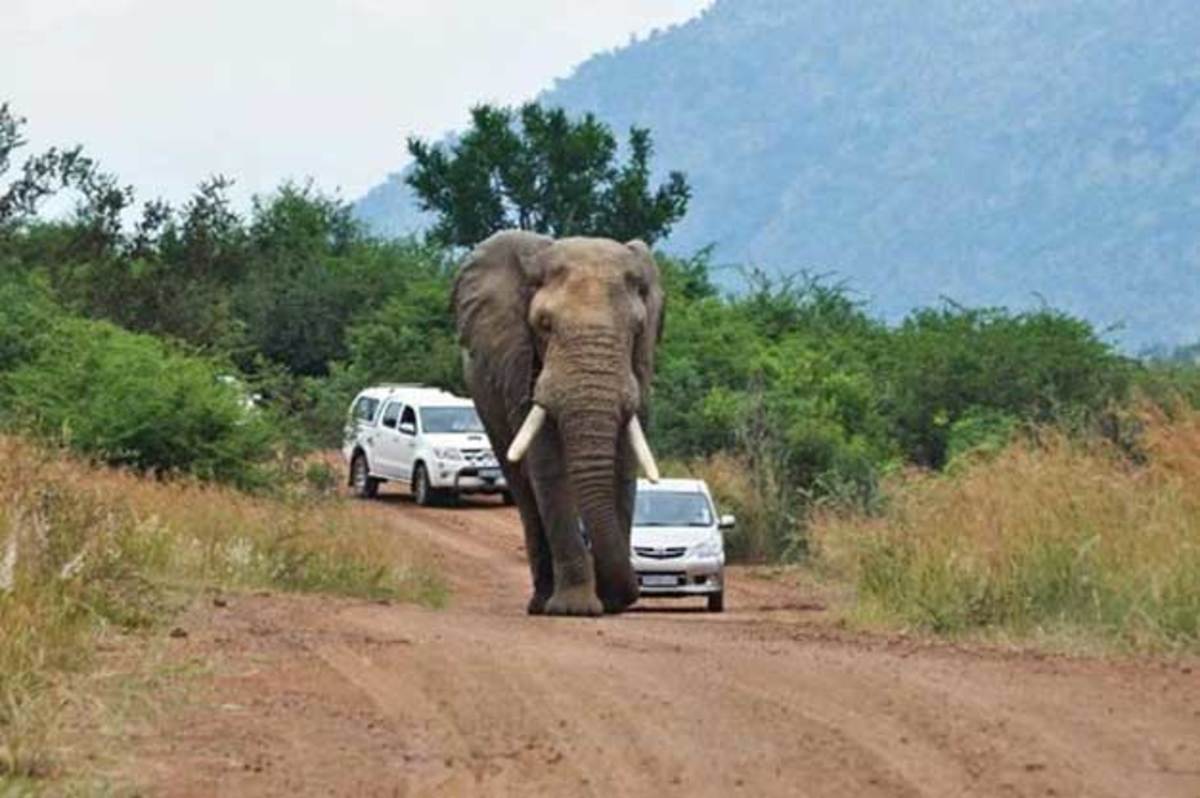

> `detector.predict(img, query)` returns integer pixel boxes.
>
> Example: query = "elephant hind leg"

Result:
[502,465,553,614]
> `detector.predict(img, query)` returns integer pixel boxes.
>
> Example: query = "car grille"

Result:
[461,448,498,468]
[633,546,687,560]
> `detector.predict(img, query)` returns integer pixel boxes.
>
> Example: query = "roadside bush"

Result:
[944,408,1020,468]
[878,306,1129,468]
[0,314,280,489]
[0,272,58,373]
[652,266,893,510]
[304,460,338,496]
[812,406,1200,651]
[1131,361,1200,411]
[339,280,464,392]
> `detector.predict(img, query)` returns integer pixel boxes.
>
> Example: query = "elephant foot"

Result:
[598,576,640,614]
[544,585,604,617]
[526,591,551,616]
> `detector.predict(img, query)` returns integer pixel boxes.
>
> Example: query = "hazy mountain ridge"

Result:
[355,0,1200,348]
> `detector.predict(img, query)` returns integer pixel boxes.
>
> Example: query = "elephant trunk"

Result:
[558,406,640,612]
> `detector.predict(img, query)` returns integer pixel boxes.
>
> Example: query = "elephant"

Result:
[452,230,664,616]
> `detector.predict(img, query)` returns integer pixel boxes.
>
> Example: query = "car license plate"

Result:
[641,574,679,587]
[477,468,500,480]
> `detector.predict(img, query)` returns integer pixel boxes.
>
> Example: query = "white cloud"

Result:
[3,0,711,208]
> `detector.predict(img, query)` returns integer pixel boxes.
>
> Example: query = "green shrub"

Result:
[339,282,463,392]
[303,461,338,496]
[878,305,1129,468]
[1131,361,1200,411]
[0,273,58,373]
[1,315,280,489]
[945,408,1020,467]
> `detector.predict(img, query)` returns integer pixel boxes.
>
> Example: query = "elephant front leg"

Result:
[596,469,640,614]
[527,452,603,617]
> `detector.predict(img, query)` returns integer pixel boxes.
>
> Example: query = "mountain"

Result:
[354,0,1200,349]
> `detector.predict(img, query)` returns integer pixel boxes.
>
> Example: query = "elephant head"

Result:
[453,230,664,614]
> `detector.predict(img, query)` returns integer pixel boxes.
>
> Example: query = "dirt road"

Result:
[119,490,1200,797]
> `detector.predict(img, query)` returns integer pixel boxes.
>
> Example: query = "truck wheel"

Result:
[707,591,725,613]
[501,490,515,506]
[412,463,434,506]
[350,453,379,499]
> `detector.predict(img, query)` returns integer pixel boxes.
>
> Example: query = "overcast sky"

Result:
[5,0,711,209]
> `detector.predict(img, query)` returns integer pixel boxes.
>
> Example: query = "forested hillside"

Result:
[356,0,1200,349]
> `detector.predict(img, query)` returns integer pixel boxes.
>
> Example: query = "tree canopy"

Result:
[406,103,690,247]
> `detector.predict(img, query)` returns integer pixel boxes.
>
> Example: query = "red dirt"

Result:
[114,488,1200,797]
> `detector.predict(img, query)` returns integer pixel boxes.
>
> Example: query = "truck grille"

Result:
[461,449,498,468]
[633,546,687,560]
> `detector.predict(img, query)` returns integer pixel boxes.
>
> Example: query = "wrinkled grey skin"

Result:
[452,230,664,616]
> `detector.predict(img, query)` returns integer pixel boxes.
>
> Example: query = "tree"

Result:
[406,103,690,247]
[0,102,121,229]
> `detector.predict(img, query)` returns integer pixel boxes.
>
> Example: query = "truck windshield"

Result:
[633,491,713,527]
[420,406,485,434]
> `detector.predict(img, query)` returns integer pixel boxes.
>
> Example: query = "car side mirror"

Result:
[398,421,416,436]
[382,417,397,429]
[719,514,736,530]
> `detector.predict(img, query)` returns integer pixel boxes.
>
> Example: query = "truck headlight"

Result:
[433,447,463,461]
[692,537,723,559]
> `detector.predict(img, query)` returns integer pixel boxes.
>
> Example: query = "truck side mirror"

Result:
[719,514,736,530]
[398,421,416,436]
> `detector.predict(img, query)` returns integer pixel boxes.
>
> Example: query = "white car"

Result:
[342,384,510,506]
[630,478,733,612]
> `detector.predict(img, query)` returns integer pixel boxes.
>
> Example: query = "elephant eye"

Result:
[625,271,648,298]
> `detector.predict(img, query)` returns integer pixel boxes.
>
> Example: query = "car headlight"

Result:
[433,447,463,461]
[692,537,724,558]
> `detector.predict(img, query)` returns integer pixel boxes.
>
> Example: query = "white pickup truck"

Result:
[343,384,510,506]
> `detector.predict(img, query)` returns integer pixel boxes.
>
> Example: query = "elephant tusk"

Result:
[507,405,547,463]
[627,416,660,483]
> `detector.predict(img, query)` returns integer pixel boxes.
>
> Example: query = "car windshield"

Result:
[633,491,713,527]
[420,406,485,434]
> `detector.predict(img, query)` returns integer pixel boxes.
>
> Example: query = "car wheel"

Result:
[501,490,515,506]
[412,463,434,506]
[707,591,725,613]
[351,453,379,499]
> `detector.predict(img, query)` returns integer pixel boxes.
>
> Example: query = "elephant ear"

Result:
[452,230,553,426]
[626,239,665,398]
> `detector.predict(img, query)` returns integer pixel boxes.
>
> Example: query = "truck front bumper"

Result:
[430,463,508,493]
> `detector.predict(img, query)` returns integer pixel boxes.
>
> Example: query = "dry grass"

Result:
[811,406,1200,652]
[0,437,444,784]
